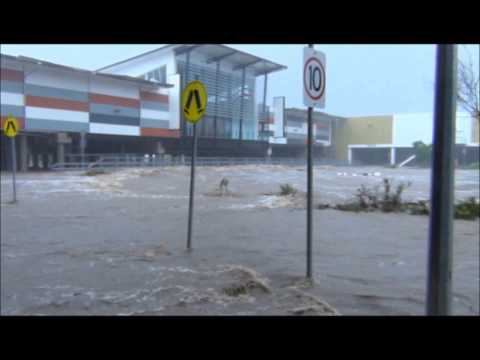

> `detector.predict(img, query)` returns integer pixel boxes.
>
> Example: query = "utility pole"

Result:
[426,44,457,315]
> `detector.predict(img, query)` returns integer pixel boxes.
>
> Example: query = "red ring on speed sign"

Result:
[304,57,326,101]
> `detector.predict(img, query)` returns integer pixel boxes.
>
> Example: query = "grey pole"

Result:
[214,61,220,139]
[239,67,246,140]
[187,122,198,250]
[187,75,200,251]
[426,44,457,315]
[306,44,314,280]
[262,72,268,140]
[11,136,17,203]
[184,50,191,137]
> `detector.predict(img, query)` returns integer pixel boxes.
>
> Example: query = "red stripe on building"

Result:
[140,91,169,104]
[141,128,180,138]
[26,95,89,112]
[89,93,140,108]
[316,122,329,129]
[1,117,25,130]
[0,68,24,82]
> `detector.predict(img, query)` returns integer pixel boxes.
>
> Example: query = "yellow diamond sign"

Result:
[182,80,207,124]
[3,115,19,138]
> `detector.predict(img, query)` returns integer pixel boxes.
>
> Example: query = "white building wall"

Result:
[99,50,177,79]
[272,97,285,138]
[25,65,89,92]
[167,74,180,130]
[90,77,139,99]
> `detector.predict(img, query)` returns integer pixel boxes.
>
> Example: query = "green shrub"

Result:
[455,197,480,220]
[407,201,430,215]
[83,168,108,176]
[335,202,363,212]
[279,183,297,196]
[350,178,411,213]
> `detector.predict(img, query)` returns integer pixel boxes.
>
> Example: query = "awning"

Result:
[173,44,287,76]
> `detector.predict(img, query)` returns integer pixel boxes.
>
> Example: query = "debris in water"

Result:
[221,265,271,296]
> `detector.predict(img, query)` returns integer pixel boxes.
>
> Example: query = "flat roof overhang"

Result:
[173,44,287,76]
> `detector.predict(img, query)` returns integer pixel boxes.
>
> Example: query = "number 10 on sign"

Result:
[303,47,326,108]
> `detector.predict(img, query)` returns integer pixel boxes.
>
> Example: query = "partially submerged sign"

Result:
[303,47,326,108]
[182,80,208,124]
[3,115,19,138]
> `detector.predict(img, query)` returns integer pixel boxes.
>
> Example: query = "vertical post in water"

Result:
[80,132,86,170]
[426,44,457,315]
[262,71,268,141]
[306,44,314,280]
[187,75,199,251]
[11,136,17,203]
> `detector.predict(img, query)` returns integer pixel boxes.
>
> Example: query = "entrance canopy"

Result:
[173,44,287,76]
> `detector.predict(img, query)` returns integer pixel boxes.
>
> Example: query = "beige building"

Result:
[334,115,394,164]
[333,112,479,166]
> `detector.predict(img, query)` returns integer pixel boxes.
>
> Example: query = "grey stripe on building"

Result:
[287,138,306,144]
[286,133,307,140]
[24,83,88,102]
[90,113,140,126]
[1,104,25,118]
[140,118,170,129]
[25,118,89,133]
[1,80,24,94]
[286,120,304,128]
[90,103,140,118]
[140,100,169,112]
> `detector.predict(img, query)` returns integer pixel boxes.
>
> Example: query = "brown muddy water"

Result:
[1,166,478,315]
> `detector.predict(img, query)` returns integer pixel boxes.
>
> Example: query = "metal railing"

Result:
[49,154,341,171]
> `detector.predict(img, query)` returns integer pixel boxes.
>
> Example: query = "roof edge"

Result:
[1,53,173,88]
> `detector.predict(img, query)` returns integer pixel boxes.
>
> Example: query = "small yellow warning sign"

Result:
[182,80,207,124]
[3,115,19,138]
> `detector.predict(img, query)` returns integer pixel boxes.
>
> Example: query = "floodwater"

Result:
[1,165,479,315]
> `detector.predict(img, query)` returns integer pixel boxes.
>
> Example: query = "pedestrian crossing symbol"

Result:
[3,115,19,138]
[182,80,207,124]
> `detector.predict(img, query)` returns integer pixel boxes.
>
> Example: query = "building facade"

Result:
[1,45,287,171]
[98,44,286,142]
[334,112,479,166]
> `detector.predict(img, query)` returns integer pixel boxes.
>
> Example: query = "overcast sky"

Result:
[1,44,478,117]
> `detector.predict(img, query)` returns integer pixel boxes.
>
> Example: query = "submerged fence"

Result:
[49,153,343,171]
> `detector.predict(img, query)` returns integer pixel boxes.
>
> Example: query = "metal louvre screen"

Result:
[178,60,256,140]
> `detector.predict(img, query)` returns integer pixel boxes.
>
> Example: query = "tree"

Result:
[413,140,432,167]
[457,46,479,122]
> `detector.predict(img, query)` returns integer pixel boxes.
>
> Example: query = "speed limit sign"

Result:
[303,47,326,108]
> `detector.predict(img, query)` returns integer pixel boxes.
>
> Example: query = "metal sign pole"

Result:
[187,75,200,251]
[426,44,457,315]
[187,122,198,250]
[11,136,17,203]
[306,44,314,280]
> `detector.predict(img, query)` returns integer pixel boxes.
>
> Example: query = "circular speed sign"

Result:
[303,47,326,108]
[304,57,326,101]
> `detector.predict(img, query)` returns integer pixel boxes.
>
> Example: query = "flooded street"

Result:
[1,165,479,315]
